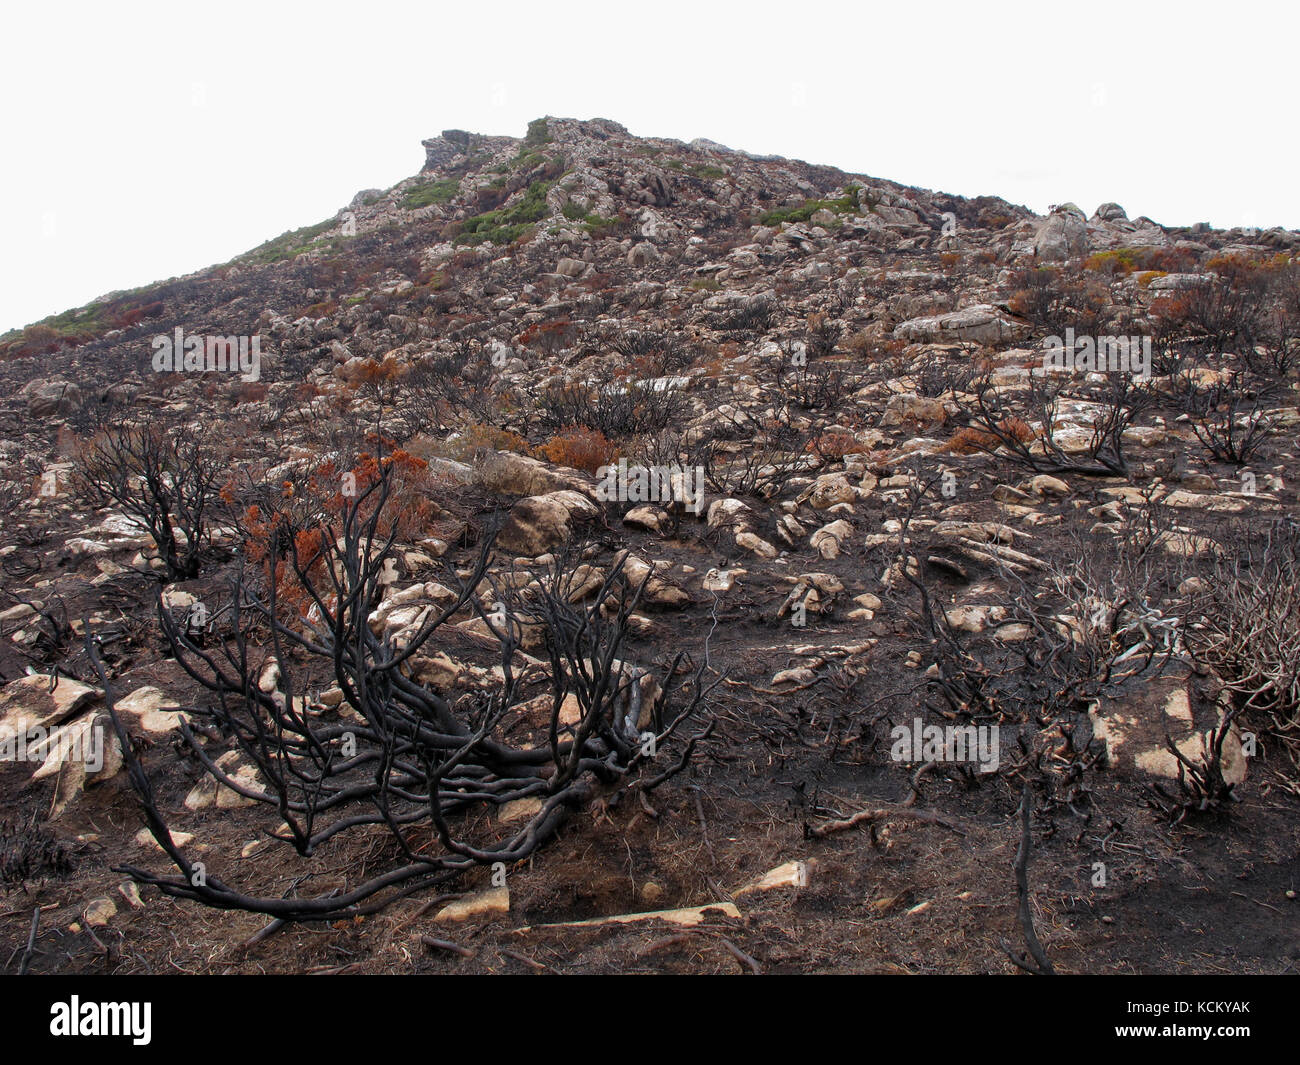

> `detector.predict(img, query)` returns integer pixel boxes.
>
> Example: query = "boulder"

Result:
[894,305,1027,346]
[628,242,660,267]
[810,519,853,560]
[623,505,666,533]
[1034,203,1089,261]
[1090,669,1247,790]
[498,491,599,557]
[735,531,778,559]
[184,750,262,810]
[23,378,84,419]
[83,897,118,928]
[475,450,587,498]
[0,674,100,737]
[706,497,754,530]
[882,392,948,429]
[803,473,859,510]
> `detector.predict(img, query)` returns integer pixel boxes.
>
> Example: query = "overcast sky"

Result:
[2,1,1295,334]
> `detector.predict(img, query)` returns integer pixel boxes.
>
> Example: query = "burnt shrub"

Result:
[536,370,688,439]
[74,422,228,580]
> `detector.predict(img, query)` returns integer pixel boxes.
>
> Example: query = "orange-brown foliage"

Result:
[947,417,1036,454]
[536,427,619,474]
[806,431,869,460]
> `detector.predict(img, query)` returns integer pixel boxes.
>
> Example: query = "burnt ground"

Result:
[2,504,1298,975]
[2,716,1297,975]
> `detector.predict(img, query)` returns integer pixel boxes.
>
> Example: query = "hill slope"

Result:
[0,117,1298,975]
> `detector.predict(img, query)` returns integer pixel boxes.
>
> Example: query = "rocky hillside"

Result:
[1,117,1298,974]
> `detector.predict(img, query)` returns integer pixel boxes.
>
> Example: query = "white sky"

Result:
[2,0,1295,334]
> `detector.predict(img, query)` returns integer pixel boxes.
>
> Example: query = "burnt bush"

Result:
[536,371,688,439]
[1182,518,1300,772]
[98,461,715,920]
[1,814,74,885]
[775,361,861,411]
[73,422,228,580]
[711,300,778,335]
[1182,370,1276,465]
[954,373,1155,478]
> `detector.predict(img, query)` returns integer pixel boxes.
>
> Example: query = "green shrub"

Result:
[556,202,621,237]
[667,160,725,180]
[581,214,624,239]
[0,307,103,359]
[524,117,552,148]
[1085,248,1142,274]
[455,179,556,246]
[243,218,339,265]
[400,178,460,210]
[759,186,860,227]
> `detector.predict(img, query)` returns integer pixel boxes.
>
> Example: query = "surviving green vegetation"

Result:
[0,287,166,360]
[559,202,620,236]
[243,218,345,266]
[667,159,727,180]
[759,185,864,227]
[455,178,557,246]
[524,117,552,148]
[400,178,461,210]
[485,119,558,174]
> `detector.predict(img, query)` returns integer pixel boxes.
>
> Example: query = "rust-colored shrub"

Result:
[1,324,78,360]
[806,431,869,460]
[104,299,164,330]
[239,449,436,616]
[1144,246,1198,273]
[536,427,619,474]
[519,319,578,356]
[235,381,268,404]
[1000,416,1036,442]
[946,426,1000,455]
[947,417,1035,455]
[844,332,907,363]
[579,271,616,292]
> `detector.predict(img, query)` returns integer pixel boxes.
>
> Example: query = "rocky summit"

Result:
[1,116,1298,975]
